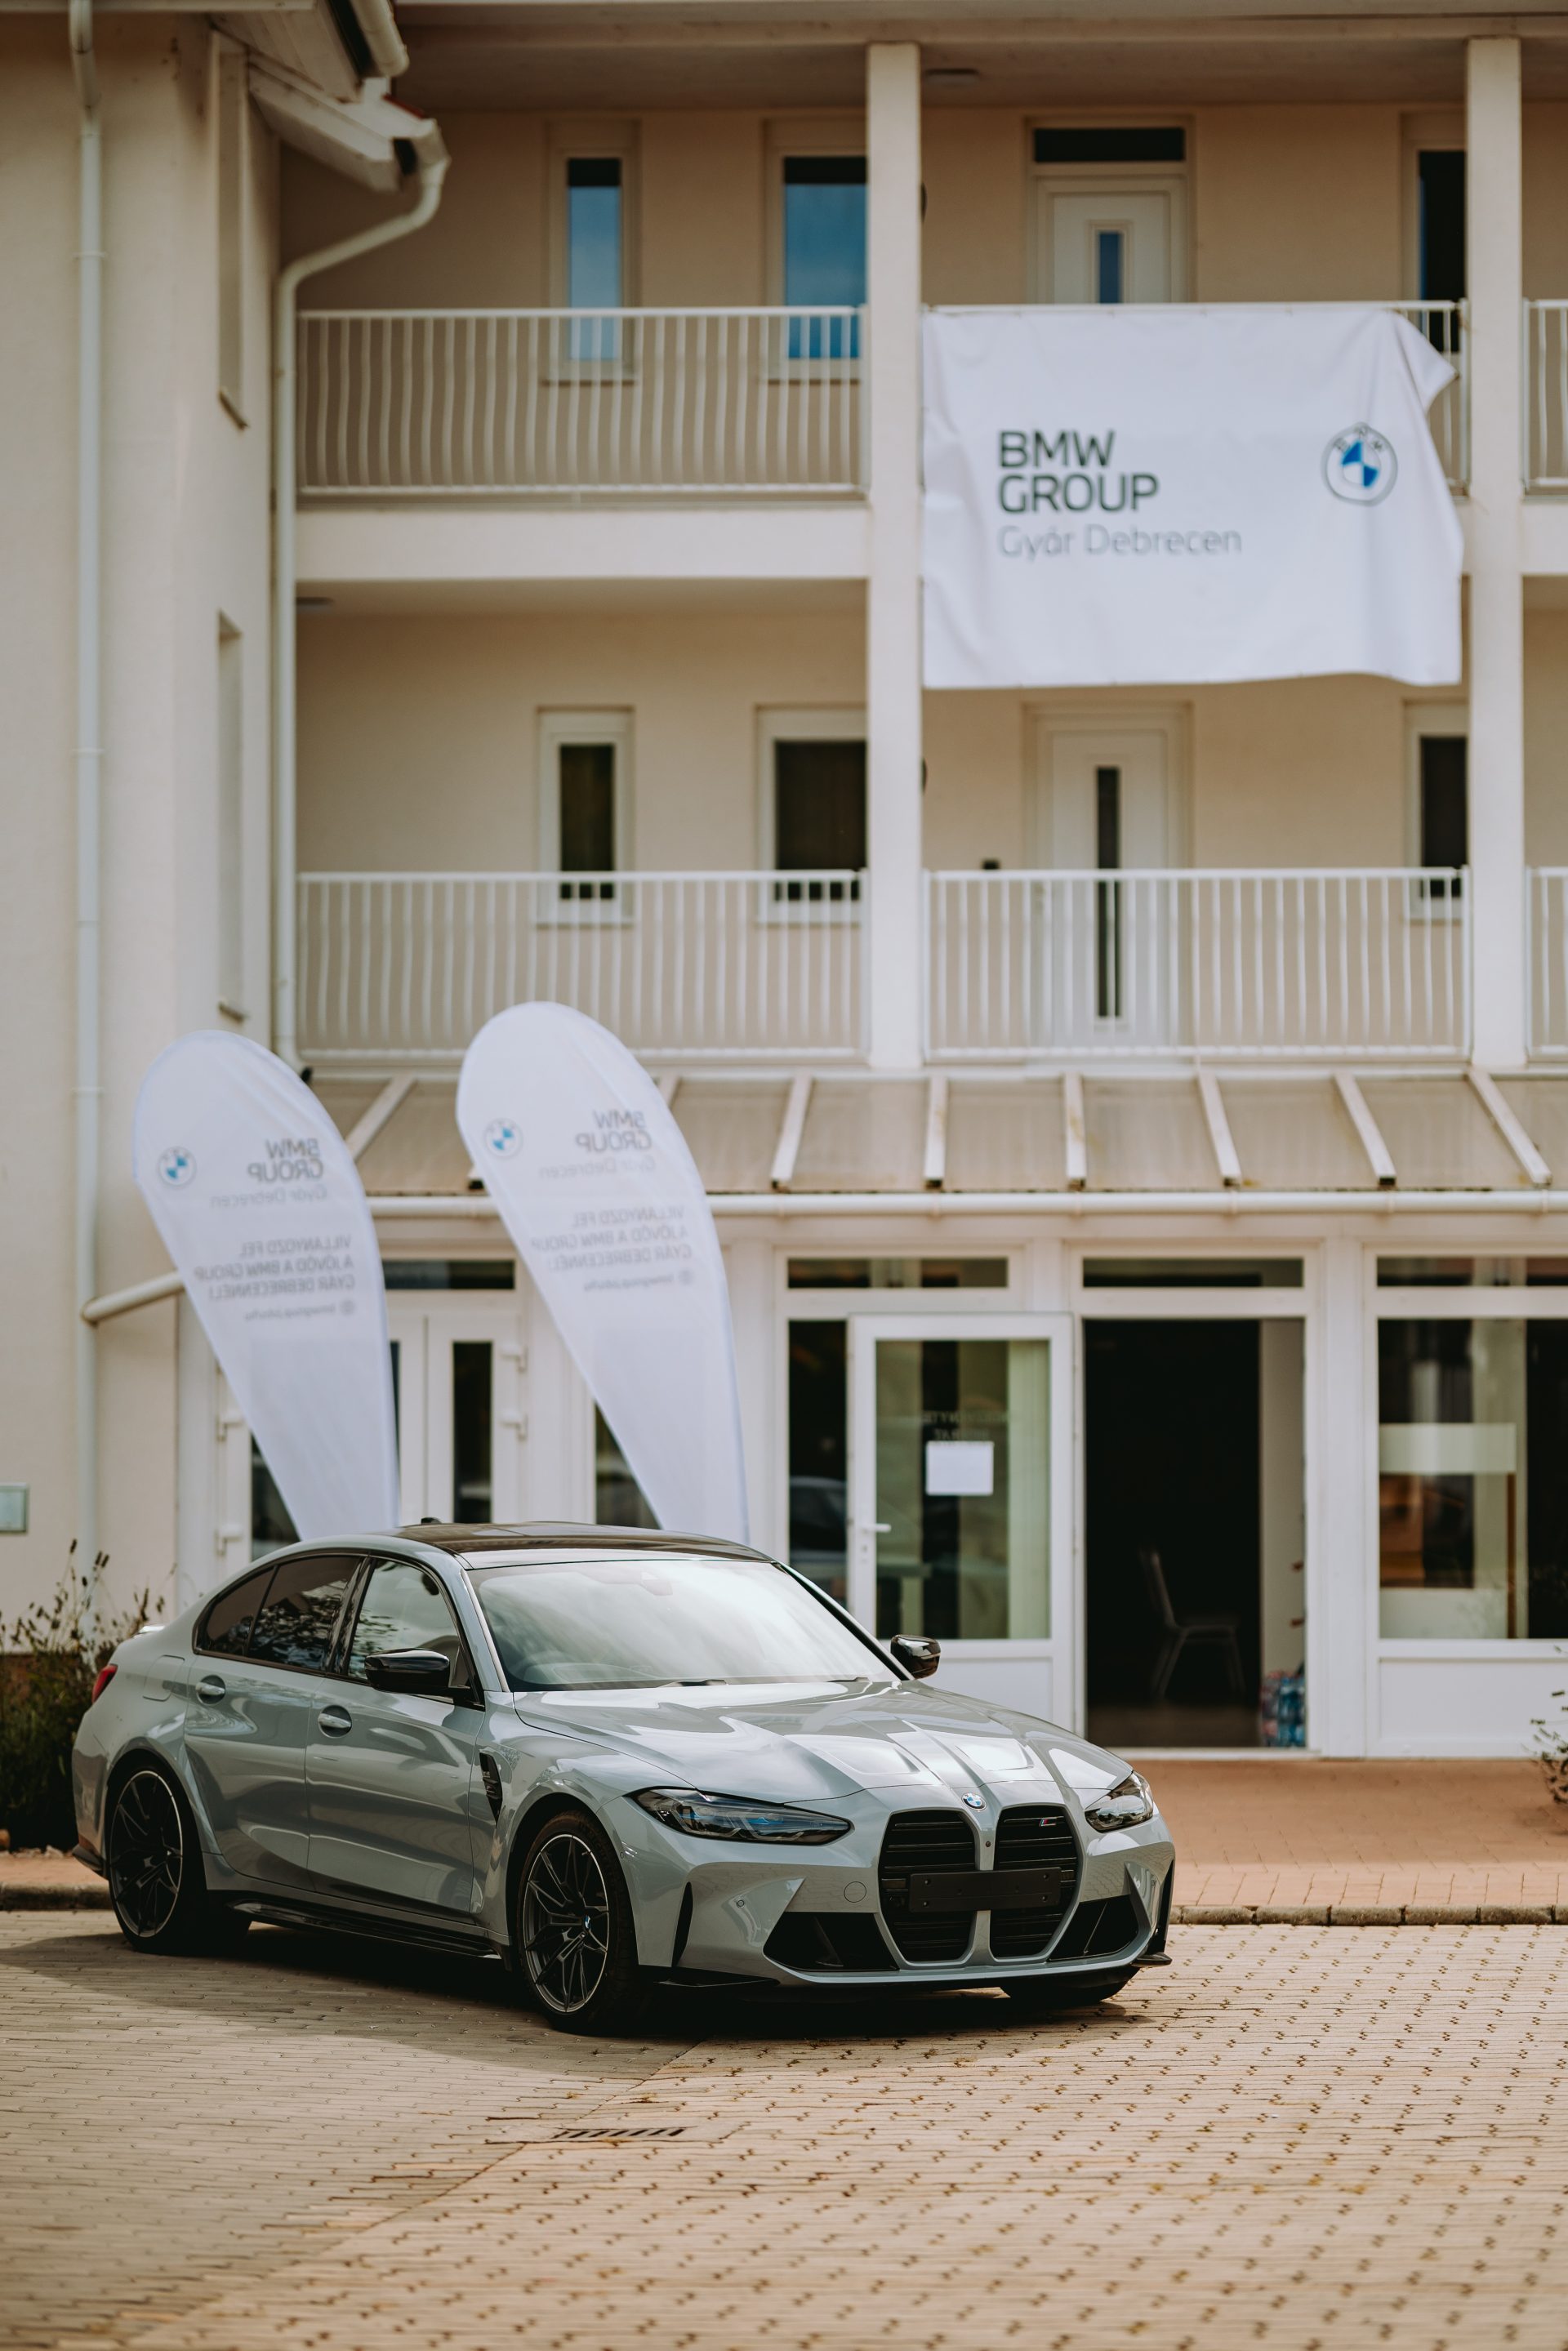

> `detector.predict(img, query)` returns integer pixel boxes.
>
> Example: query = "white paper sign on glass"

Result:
[924,1440,996,1498]
[923,305,1462,688]
[132,1031,399,1543]
[457,1003,749,1544]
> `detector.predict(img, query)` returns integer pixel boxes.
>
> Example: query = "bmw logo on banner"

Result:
[1324,424,1396,504]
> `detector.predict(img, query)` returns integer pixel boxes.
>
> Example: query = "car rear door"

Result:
[305,1556,482,1917]
[182,1552,360,1888]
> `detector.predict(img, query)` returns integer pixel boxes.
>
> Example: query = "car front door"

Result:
[183,1552,361,1887]
[305,1556,483,1917]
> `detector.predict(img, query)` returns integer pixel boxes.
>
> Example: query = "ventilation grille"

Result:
[989,1805,1080,1959]
[878,1810,976,1961]
[764,1912,897,1974]
[1050,1893,1140,1961]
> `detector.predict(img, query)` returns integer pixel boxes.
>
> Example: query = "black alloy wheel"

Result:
[107,1765,249,1956]
[515,1810,648,2035]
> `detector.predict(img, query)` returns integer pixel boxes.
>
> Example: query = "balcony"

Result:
[925,870,1472,1062]
[1526,302,1568,490]
[1528,869,1568,1058]
[296,871,868,1064]
[296,309,866,500]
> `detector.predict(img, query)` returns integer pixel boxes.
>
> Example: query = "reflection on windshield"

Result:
[470,1552,887,1693]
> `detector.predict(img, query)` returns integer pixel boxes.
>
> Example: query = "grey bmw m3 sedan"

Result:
[74,1525,1174,2033]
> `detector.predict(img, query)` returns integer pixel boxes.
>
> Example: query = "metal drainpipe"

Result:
[70,0,102,1635]
[272,154,448,1068]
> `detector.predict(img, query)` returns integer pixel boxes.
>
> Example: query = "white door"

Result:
[1036,185,1183,305]
[1033,720,1183,1049]
[848,1315,1076,1725]
[388,1296,524,1526]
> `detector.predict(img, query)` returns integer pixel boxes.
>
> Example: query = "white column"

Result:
[866,42,924,1070]
[1467,37,1526,1070]
[1315,1239,1370,1756]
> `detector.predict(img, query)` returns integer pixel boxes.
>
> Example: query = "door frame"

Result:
[848,1311,1076,1721]
[1027,142,1192,305]
[385,1293,525,1525]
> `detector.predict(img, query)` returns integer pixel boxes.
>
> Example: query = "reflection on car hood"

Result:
[512,1678,1130,1805]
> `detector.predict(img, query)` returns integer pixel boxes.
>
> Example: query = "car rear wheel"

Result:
[514,1809,648,2036]
[1002,1970,1134,2015]
[107,1764,249,1957]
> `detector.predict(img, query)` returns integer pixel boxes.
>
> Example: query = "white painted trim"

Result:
[923,1074,949,1190]
[537,708,634,878]
[1062,1070,1088,1190]
[1197,1068,1242,1187]
[1334,1073,1397,1187]
[343,1073,416,1163]
[769,1073,813,1190]
[1467,1064,1550,1185]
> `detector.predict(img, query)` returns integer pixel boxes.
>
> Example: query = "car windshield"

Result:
[468,1552,886,1692]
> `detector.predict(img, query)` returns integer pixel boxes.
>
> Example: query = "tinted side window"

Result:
[197,1565,274,1658]
[247,1554,358,1673]
[347,1561,471,1692]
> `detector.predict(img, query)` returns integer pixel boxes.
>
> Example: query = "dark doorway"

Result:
[1086,1320,1302,1748]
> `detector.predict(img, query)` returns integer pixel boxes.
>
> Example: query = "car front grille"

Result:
[989,1805,1080,1959]
[878,1810,977,1961]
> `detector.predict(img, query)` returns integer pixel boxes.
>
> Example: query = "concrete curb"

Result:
[1173,1901,1567,1926]
[0,1884,111,1910]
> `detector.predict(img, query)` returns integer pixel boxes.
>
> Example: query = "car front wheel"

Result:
[514,1808,648,2036]
[107,1764,249,1957]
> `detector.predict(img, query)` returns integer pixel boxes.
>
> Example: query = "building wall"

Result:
[0,17,275,1621]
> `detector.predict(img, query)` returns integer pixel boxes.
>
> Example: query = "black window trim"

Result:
[194,1547,365,1677]
[339,1552,483,1707]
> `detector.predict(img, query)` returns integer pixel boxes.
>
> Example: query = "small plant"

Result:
[1530,1659,1568,1806]
[0,1551,157,1851]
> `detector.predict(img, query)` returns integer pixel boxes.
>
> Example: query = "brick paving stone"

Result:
[3,1913,1566,2351]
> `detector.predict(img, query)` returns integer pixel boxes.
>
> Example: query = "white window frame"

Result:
[548,120,639,309]
[1401,110,1465,301]
[537,709,634,925]
[756,706,866,925]
[1405,697,1469,920]
[1026,118,1192,306]
[764,118,867,385]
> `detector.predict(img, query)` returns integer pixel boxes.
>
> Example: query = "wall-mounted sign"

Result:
[923,305,1462,689]
[924,1440,995,1497]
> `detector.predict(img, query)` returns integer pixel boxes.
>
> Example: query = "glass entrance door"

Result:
[386,1297,524,1526]
[849,1316,1074,1722]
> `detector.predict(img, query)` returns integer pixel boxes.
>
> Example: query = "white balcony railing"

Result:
[1526,301,1568,488]
[1528,869,1568,1057]
[926,870,1471,1062]
[296,309,866,497]
[1392,301,1468,490]
[297,872,868,1062]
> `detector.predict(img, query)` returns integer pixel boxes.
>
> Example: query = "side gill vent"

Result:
[877,1810,976,1962]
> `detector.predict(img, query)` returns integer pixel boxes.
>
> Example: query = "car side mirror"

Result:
[363,1647,455,1697]
[890,1635,941,1680]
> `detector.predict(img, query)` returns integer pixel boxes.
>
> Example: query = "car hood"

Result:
[510,1677,1133,1808]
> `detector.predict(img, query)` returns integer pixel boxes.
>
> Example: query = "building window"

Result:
[216,45,247,421]
[566,157,621,359]
[782,154,864,358]
[539,713,630,906]
[217,619,245,1018]
[1379,1318,1568,1641]
[1418,151,1466,302]
[1418,730,1467,906]
[772,739,865,906]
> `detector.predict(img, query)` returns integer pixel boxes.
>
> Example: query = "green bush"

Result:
[0,1558,156,1851]
[1533,1667,1568,1806]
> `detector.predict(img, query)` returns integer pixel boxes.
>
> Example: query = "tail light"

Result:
[89,1663,117,1705]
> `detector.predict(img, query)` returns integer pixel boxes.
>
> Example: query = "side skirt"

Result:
[229,1892,503,1961]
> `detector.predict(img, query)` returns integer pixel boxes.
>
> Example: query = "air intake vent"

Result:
[764,1912,896,1973]
[878,1810,976,1961]
[990,1805,1080,1959]
[1050,1893,1139,1961]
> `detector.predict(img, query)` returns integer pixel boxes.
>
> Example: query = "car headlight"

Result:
[1083,1770,1156,1833]
[631,1788,852,1845]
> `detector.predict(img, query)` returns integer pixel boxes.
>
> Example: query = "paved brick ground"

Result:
[3,1911,1565,2351]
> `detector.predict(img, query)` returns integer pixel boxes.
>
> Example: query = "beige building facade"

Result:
[10,0,1568,1757]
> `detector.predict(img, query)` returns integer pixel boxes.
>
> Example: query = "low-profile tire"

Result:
[513,1807,649,2036]
[106,1762,249,1957]
[1002,1971,1134,2015]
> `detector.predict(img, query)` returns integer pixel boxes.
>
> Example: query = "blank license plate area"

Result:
[907,1868,1061,1913]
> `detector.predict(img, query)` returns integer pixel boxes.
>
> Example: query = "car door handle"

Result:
[317,1704,353,1736]
[195,1674,226,1703]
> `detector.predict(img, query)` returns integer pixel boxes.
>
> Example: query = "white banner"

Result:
[457,1004,749,1545]
[923,305,1462,688]
[132,1032,399,1542]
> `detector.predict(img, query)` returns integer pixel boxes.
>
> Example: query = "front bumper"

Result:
[615,1788,1175,1993]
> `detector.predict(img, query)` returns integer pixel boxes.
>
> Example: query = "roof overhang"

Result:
[249,57,448,189]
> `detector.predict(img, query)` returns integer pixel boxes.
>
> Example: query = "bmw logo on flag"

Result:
[1324,424,1396,505]
[158,1147,196,1187]
[484,1118,522,1160]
